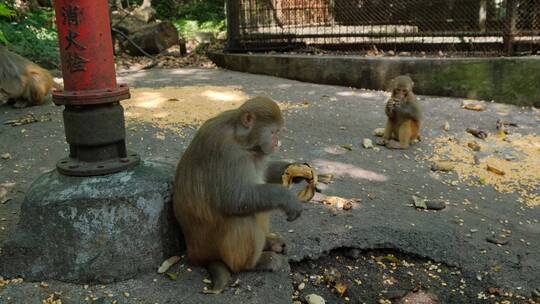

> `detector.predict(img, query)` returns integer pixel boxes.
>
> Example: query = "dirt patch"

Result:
[124,86,308,136]
[426,133,540,207]
[291,248,536,304]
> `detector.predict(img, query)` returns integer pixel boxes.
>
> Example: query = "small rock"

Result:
[443,121,450,131]
[1,153,11,160]
[425,200,446,210]
[298,282,305,290]
[486,236,509,245]
[306,293,325,304]
[373,128,385,137]
[363,138,373,149]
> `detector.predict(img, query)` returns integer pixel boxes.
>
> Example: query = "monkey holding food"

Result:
[380,75,422,149]
[173,96,306,294]
[0,45,60,108]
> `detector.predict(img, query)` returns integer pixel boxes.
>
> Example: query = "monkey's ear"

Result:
[241,112,256,128]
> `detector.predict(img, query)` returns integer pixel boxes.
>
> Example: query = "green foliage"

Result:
[0,7,59,68]
[0,3,16,18]
[171,0,225,38]
[0,3,15,44]
[173,18,224,38]
[177,0,224,23]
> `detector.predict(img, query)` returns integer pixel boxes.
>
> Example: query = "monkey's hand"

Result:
[284,199,303,221]
[385,98,400,118]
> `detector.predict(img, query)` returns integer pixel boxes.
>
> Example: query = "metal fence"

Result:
[225,0,540,55]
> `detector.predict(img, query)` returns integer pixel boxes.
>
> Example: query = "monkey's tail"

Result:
[202,261,231,294]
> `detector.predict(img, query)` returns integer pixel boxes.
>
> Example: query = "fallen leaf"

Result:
[340,144,353,151]
[495,130,507,139]
[431,161,455,172]
[4,114,38,126]
[462,100,485,111]
[375,254,400,264]
[412,195,427,209]
[334,281,348,296]
[467,141,481,151]
[466,128,488,139]
[158,256,181,273]
[486,164,505,176]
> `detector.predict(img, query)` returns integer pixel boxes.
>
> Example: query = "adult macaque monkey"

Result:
[380,75,422,149]
[173,96,303,294]
[0,45,60,108]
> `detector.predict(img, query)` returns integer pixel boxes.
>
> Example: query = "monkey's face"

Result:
[248,123,281,155]
[392,87,409,101]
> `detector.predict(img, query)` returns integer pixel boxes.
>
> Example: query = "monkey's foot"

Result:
[12,100,29,108]
[255,251,286,272]
[203,261,231,294]
[265,234,287,254]
[385,140,408,149]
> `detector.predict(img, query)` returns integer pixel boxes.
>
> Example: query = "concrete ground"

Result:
[0,67,539,304]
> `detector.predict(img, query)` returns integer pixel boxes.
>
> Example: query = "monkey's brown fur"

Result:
[173,97,302,293]
[382,75,422,149]
[0,45,60,108]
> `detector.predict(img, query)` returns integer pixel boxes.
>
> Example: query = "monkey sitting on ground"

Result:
[379,75,422,149]
[173,96,304,294]
[0,45,60,108]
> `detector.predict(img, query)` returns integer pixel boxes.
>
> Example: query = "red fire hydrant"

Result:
[52,0,139,176]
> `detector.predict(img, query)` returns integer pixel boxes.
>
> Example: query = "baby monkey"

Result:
[380,75,422,149]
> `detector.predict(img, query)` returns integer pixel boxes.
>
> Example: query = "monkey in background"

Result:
[0,45,60,108]
[380,75,422,149]
[173,96,303,294]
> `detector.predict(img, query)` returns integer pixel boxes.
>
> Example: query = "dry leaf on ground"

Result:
[158,256,181,273]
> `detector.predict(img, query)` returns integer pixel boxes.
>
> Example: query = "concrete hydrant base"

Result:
[0,160,182,283]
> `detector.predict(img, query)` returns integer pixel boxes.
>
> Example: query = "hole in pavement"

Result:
[289,248,531,304]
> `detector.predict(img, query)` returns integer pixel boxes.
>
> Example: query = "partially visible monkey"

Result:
[173,96,303,294]
[0,45,61,108]
[380,75,422,149]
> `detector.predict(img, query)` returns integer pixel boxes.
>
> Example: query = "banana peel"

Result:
[282,163,318,201]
